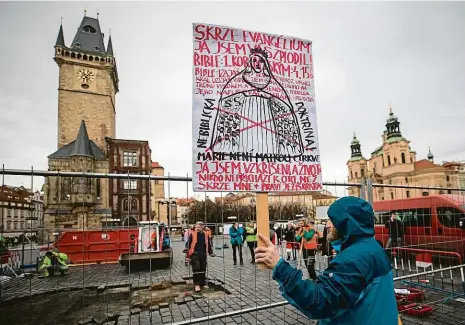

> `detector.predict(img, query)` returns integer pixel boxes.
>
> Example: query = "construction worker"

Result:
[296,218,321,280]
[245,222,257,263]
[149,229,157,251]
[40,251,69,277]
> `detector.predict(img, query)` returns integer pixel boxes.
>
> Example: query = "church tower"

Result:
[54,15,119,151]
[347,133,367,197]
[385,105,402,139]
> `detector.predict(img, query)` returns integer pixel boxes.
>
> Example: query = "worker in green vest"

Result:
[245,222,257,263]
[39,251,69,277]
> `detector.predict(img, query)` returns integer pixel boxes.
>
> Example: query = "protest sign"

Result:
[193,23,321,192]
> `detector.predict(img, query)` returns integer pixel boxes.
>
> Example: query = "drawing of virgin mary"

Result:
[209,47,304,156]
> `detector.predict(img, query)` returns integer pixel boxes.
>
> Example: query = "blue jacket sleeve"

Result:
[272,257,367,319]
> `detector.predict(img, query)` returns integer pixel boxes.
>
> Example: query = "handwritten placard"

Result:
[192,23,322,192]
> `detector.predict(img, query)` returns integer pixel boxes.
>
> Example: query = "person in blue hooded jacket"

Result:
[229,223,244,265]
[254,196,399,325]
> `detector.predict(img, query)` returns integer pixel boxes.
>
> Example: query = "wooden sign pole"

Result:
[256,192,269,270]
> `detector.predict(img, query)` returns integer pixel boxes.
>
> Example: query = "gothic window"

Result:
[96,179,101,198]
[401,152,406,163]
[406,190,410,198]
[122,199,129,211]
[446,176,450,182]
[74,177,90,194]
[83,25,97,34]
[123,151,138,167]
[131,199,138,211]
[390,192,394,200]
[387,155,391,166]
[61,177,71,200]
[361,169,365,177]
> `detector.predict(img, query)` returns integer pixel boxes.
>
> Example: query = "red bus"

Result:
[373,195,465,260]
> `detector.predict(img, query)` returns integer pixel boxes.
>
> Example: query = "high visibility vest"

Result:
[245,227,257,242]
[188,230,209,257]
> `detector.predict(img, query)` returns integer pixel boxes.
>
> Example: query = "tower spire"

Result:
[350,133,363,159]
[427,146,434,163]
[107,34,114,56]
[55,22,65,47]
[385,103,402,139]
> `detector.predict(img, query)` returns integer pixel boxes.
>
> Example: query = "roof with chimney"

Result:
[48,120,105,160]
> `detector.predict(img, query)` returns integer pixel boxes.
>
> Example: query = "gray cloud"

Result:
[0,1,464,197]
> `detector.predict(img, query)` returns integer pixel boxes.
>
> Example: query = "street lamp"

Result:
[250,198,256,221]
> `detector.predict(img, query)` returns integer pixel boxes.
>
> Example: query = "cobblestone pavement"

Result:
[1,240,465,325]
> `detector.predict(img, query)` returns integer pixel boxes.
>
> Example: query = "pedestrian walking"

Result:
[187,222,214,292]
[276,224,283,246]
[184,224,194,265]
[284,221,297,261]
[295,218,320,280]
[245,222,257,263]
[229,223,244,265]
[321,220,334,258]
[255,196,399,325]
[270,224,277,245]
[385,213,404,249]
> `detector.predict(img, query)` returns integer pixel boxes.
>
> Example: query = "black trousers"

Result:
[232,244,243,263]
[190,252,207,286]
[302,249,317,280]
[247,241,256,262]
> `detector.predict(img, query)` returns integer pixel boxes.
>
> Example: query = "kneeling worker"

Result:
[40,251,69,277]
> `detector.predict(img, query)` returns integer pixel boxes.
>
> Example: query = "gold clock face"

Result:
[77,69,95,83]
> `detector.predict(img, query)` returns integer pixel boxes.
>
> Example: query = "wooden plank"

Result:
[256,192,269,270]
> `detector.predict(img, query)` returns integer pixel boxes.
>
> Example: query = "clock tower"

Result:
[54,16,119,151]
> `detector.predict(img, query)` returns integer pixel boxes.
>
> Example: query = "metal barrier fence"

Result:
[1,168,465,325]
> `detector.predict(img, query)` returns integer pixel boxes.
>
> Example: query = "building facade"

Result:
[44,121,111,230]
[55,17,118,151]
[348,106,465,200]
[150,162,172,223]
[0,186,41,237]
[176,198,197,226]
[107,139,152,226]
[44,15,165,232]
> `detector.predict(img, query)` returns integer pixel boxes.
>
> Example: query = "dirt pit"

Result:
[0,281,229,325]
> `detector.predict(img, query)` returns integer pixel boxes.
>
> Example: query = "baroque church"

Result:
[347,105,465,201]
[43,15,166,233]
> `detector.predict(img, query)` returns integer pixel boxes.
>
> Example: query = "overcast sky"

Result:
[1,1,464,198]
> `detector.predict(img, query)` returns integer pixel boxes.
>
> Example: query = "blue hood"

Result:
[327,196,375,248]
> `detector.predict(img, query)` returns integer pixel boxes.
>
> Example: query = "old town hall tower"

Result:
[54,15,118,151]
